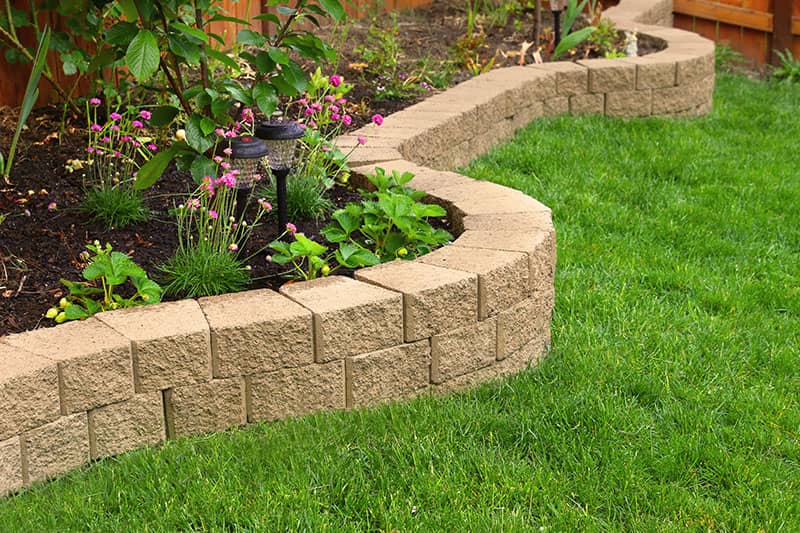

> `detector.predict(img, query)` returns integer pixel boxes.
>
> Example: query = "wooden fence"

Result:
[0,0,433,107]
[673,0,800,65]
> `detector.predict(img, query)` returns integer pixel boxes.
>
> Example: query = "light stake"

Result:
[255,120,305,231]
[227,135,269,220]
[551,0,564,49]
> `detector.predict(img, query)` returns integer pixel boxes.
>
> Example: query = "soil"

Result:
[0,0,665,335]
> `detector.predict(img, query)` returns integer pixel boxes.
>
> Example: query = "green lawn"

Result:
[1,72,798,531]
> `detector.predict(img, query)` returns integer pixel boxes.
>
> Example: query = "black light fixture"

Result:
[228,135,269,219]
[255,120,304,231]
[551,0,564,49]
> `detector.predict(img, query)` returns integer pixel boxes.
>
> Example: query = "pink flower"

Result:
[297,98,308,105]
[253,173,262,181]
[132,141,141,148]
[308,120,317,128]
[223,147,233,156]
[228,243,239,252]
[342,115,352,126]
[258,198,272,211]
[311,102,323,112]
[304,107,314,116]
[215,128,225,136]
[331,113,341,121]
[187,198,201,211]
[113,151,121,158]
[95,149,104,155]
[337,98,347,105]
[89,98,101,106]
[110,112,122,121]
[87,147,95,153]
[224,130,237,138]
[216,172,237,188]
[147,143,158,151]
[110,124,120,131]
[241,107,254,123]
[47,201,57,211]
[121,135,133,142]
[220,161,231,170]
[208,210,219,220]
[324,95,336,103]
[140,110,152,120]
[329,74,342,87]
[371,114,384,126]
[357,136,367,145]
[286,222,297,235]
[214,156,224,163]
[100,136,111,143]
[321,145,332,152]
[90,124,103,132]
[132,120,144,129]
[329,104,339,113]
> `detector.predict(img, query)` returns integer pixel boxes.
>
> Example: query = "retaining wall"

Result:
[0,0,714,497]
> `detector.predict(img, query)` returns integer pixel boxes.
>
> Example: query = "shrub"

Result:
[158,244,251,298]
[259,173,334,222]
[81,186,149,229]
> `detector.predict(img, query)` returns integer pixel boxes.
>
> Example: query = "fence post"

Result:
[771,0,793,65]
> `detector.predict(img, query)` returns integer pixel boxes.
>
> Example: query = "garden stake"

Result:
[255,121,305,231]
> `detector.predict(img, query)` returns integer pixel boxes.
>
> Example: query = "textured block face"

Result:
[534,62,589,96]
[164,378,245,438]
[356,261,479,342]
[199,289,314,378]
[543,96,569,116]
[4,319,134,414]
[632,58,676,89]
[676,51,714,84]
[0,343,60,441]
[452,228,556,298]
[248,362,345,422]
[346,341,431,408]
[431,318,497,383]
[497,297,551,359]
[419,246,529,319]
[88,392,165,460]
[0,437,22,497]
[652,76,714,115]
[579,59,636,93]
[23,413,89,485]
[97,300,212,392]
[569,93,605,115]
[458,211,552,234]
[605,89,652,117]
[281,277,403,362]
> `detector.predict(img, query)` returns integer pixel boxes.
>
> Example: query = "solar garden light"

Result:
[228,135,269,219]
[551,0,564,49]
[255,120,305,231]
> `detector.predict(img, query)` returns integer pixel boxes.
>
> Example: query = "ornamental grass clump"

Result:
[159,162,273,298]
[79,99,158,228]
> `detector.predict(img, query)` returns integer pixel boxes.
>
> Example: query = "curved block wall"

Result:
[0,0,714,496]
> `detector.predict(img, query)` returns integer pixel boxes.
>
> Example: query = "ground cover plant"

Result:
[1,71,797,530]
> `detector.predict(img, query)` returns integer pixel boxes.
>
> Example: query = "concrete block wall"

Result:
[0,0,714,496]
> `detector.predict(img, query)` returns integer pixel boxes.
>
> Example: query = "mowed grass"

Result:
[1,72,799,531]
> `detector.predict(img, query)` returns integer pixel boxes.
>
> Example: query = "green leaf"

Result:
[237,29,267,48]
[290,234,327,257]
[320,224,348,243]
[125,30,160,81]
[60,279,103,297]
[318,0,346,22]
[553,27,596,59]
[252,82,278,117]
[267,46,289,65]
[172,22,209,43]
[105,21,139,46]
[134,147,179,190]
[209,14,250,25]
[332,207,361,234]
[108,252,146,286]
[168,34,201,65]
[190,155,217,183]
[64,304,90,320]
[206,48,240,71]
[271,61,307,96]
[415,203,447,218]
[148,105,180,127]
[223,83,252,106]
[199,116,217,136]
[254,51,276,75]
[211,98,233,121]
[253,13,281,25]
[117,0,139,20]
[132,277,163,304]
[185,114,215,154]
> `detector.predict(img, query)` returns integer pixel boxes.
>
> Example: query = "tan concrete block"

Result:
[452,228,556,299]
[247,361,345,421]
[432,325,550,395]
[457,211,552,234]
[569,93,605,115]
[356,261,479,341]
[345,340,430,408]
[164,378,245,438]
[280,277,403,363]
[677,51,715,85]
[88,392,165,460]
[418,246,529,319]
[97,300,211,392]
[578,58,636,93]
[199,289,313,378]
[350,160,473,192]
[624,56,676,89]
[497,296,551,359]
[431,318,497,383]
[333,135,403,149]
[345,145,404,167]
[605,89,652,117]
[652,76,714,115]
[23,413,89,485]
[426,182,550,226]
[543,96,569,116]
[0,437,22,497]
[0,342,60,441]
[533,62,589,96]
[4,319,133,414]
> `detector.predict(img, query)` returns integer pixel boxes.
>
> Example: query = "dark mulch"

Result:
[1,0,665,335]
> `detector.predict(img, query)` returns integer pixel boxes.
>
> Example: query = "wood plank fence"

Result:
[0,0,433,107]
[673,0,800,65]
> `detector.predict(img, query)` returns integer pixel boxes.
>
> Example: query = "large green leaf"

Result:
[318,0,346,22]
[206,48,240,71]
[134,146,180,190]
[185,114,215,154]
[237,29,267,47]
[132,277,163,304]
[171,22,208,43]
[252,82,278,117]
[125,29,160,81]
[168,34,201,65]
[553,27,595,59]
[105,21,139,46]
[148,105,181,127]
